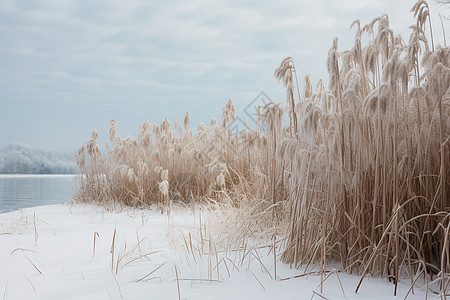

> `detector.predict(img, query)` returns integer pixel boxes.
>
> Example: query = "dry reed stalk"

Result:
[175,265,181,300]
[111,228,116,273]
[93,232,99,258]
[121,251,161,269]
[3,281,8,300]
[136,261,167,282]
[251,271,266,291]
[24,274,36,294]
[312,290,328,300]
[112,272,123,300]
[115,239,127,275]
[273,231,277,280]
[25,256,42,275]
[33,214,38,247]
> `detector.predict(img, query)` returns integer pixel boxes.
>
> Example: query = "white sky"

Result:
[0,0,447,152]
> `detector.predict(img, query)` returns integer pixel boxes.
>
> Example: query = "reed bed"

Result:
[74,0,449,295]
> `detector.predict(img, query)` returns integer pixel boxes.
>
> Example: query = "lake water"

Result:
[0,175,78,213]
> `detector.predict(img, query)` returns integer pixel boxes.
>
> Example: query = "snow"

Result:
[0,204,429,300]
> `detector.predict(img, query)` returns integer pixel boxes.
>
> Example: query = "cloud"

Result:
[0,0,445,151]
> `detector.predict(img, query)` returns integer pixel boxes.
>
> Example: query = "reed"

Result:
[74,0,449,295]
[278,2,449,295]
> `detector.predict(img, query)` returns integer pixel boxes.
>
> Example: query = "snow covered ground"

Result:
[0,204,431,299]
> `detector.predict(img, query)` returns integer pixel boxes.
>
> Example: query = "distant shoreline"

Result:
[0,174,78,178]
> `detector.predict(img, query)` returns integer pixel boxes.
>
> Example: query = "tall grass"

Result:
[74,0,449,295]
[278,4,450,294]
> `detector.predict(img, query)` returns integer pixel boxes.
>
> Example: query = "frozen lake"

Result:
[0,174,77,213]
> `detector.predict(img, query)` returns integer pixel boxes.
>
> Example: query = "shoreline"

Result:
[0,174,78,178]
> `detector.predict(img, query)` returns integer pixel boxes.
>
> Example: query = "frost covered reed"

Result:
[74,1,449,296]
[74,99,270,212]
[276,2,449,296]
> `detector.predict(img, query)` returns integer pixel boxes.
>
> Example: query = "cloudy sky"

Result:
[0,0,447,153]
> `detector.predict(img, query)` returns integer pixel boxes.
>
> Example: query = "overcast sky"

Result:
[0,0,447,153]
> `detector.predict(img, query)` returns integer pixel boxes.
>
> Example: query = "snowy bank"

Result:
[0,205,429,299]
